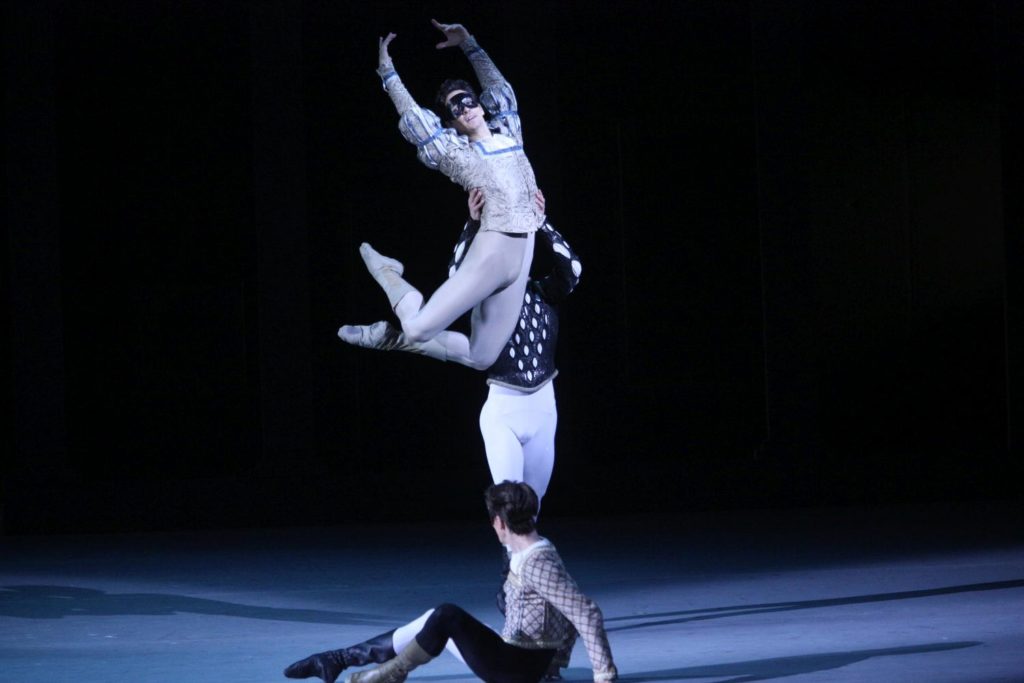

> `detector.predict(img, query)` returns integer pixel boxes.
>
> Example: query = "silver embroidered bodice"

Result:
[377,36,544,234]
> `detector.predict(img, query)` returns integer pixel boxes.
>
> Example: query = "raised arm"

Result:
[376,33,416,114]
[432,20,507,92]
[432,20,523,144]
[376,32,464,172]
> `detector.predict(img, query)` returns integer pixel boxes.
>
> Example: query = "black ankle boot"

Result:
[344,629,397,667]
[283,649,346,682]
[284,630,396,682]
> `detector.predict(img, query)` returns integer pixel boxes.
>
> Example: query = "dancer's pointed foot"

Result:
[359,243,404,278]
[338,322,447,362]
[284,649,346,682]
[338,321,401,350]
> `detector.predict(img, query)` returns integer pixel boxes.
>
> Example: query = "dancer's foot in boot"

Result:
[285,630,396,682]
[284,649,347,682]
[359,243,404,280]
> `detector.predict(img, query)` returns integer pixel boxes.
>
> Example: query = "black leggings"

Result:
[415,603,555,683]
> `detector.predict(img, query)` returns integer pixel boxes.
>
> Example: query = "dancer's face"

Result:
[445,90,485,136]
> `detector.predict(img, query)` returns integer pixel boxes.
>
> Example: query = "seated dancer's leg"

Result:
[357,233,533,370]
[351,603,553,683]
[283,628,397,683]
[393,609,466,663]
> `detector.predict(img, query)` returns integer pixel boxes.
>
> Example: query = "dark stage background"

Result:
[4,0,1022,534]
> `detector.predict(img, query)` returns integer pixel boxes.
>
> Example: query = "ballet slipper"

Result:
[338,322,446,362]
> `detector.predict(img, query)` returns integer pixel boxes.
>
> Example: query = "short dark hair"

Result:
[485,480,538,534]
[435,78,478,123]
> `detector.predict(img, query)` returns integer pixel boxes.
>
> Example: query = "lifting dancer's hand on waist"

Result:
[468,188,485,221]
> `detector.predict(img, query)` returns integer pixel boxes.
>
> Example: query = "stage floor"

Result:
[2,500,1022,682]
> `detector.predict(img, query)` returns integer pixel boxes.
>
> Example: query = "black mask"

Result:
[446,92,480,120]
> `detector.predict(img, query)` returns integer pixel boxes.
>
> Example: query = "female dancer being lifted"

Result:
[354,19,544,370]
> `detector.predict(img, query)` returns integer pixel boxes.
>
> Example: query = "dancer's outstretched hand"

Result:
[468,188,485,221]
[432,19,469,49]
[378,32,396,68]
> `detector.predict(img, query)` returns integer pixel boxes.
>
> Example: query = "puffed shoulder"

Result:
[480,82,520,142]
[481,81,518,117]
[398,107,468,170]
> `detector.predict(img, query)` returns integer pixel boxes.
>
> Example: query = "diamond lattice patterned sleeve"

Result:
[522,549,617,680]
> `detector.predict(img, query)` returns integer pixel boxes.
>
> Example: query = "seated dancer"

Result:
[358,20,546,371]
[340,188,582,509]
[282,481,617,683]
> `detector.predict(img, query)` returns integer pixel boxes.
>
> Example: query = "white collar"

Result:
[510,537,551,574]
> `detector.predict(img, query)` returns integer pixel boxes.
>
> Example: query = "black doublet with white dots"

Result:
[448,221,581,392]
[495,282,559,390]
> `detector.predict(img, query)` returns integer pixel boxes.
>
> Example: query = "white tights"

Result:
[391,231,535,371]
[479,382,557,505]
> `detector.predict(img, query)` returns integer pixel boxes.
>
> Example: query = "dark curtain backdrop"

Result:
[4,0,1021,533]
